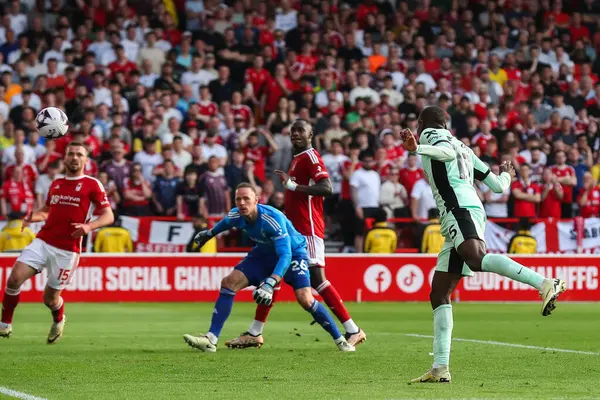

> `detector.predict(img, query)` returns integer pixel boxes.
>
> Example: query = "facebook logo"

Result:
[363,264,392,293]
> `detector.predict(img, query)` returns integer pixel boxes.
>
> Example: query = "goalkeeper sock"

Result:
[306,299,342,340]
[482,254,544,290]
[208,287,236,339]
[432,304,453,368]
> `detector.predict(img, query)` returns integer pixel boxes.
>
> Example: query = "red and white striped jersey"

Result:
[285,148,329,238]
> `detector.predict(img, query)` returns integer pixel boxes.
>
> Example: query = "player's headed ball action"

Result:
[183,183,355,353]
[0,142,114,343]
[402,106,566,384]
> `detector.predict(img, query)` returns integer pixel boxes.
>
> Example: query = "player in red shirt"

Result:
[399,154,423,197]
[539,167,564,218]
[511,164,541,218]
[577,172,600,218]
[0,142,114,342]
[550,151,577,217]
[226,120,365,349]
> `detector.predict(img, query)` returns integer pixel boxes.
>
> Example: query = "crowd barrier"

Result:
[1,254,598,302]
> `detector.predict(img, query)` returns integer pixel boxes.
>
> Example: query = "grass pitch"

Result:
[0,302,598,400]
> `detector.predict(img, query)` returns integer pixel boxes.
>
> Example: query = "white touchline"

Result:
[405,334,600,356]
[0,386,47,400]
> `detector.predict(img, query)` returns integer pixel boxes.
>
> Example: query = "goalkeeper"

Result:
[183,183,355,353]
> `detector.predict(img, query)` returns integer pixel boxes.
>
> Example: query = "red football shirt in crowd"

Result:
[550,165,576,203]
[245,67,271,97]
[399,167,424,197]
[264,77,293,113]
[243,145,269,182]
[232,104,254,128]
[339,160,361,200]
[285,148,329,239]
[122,177,150,208]
[578,187,600,218]
[37,175,110,253]
[4,164,38,189]
[1,180,34,215]
[198,101,218,118]
[539,183,562,218]
[512,180,540,217]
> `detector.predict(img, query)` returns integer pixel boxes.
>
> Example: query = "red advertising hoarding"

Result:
[0,254,597,302]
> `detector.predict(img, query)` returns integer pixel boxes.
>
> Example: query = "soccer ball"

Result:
[36,107,69,139]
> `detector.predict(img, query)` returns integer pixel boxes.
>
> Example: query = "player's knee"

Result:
[295,288,315,310]
[220,276,237,291]
[429,289,450,309]
[464,252,485,271]
[6,273,25,289]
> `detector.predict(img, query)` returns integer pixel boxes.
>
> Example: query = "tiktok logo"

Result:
[363,264,392,293]
[396,264,424,294]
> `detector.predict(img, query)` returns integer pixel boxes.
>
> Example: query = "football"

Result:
[36,106,69,139]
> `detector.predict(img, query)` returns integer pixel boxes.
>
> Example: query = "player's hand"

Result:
[253,277,277,306]
[274,170,290,185]
[400,128,418,152]
[500,161,516,179]
[193,229,213,248]
[22,212,33,232]
[71,223,91,238]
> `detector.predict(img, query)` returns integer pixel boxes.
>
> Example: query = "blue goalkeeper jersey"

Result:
[211,204,308,278]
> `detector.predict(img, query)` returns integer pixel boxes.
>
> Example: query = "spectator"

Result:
[198,156,231,217]
[539,167,564,219]
[411,177,436,221]
[176,169,202,220]
[420,209,444,254]
[171,135,192,171]
[94,220,133,253]
[379,167,408,219]
[577,172,600,218]
[209,65,239,104]
[268,191,285,211]
[1,166,34,216]
[101,143,131,192]
[225,149,245,198]
[568,148,590,193]
[321,139,348,226]
[363,208,397,254]
[507,218,537,254]
[152,160,180,216]
[551,150,577,217]
[34,160,62,208]
[350,151,381,253]
[4,147,37,189]
[349,73,381,106]
[186,215,217,253]
[133,138,164,182]
[2,129,34,165]
[137,31,165,74]
[511,163,541,218]
[201,130,228,167]
[552,92,576,121]
[122,163,152,216]
[0,213,35,253]
[240,128,278,183]
[481,164,510,218]
[97,171,120,214]
[399,154,423,197]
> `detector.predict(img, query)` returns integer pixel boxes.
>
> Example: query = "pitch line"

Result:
[405,333,600,356]
[0,386,47,400]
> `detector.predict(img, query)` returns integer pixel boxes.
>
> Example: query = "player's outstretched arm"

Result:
[275,170,333,197]
[194,209,238,248]
[473,153,514,194]
[21,205,50,232]
[401,128,456,162]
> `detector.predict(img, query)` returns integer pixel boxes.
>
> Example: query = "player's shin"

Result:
[306,299,343,341]
[432,304,453,369]
[250,287,280,335]
[482,254,544,289]
[316,280,358,333]
[49,296,65,322]
[1,287,21,325]
[207,288,236,344]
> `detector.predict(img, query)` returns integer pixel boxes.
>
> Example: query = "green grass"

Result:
[0,302,599,400]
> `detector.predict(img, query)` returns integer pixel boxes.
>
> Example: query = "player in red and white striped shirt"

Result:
[226,119,365,349]
[0,142,114,343]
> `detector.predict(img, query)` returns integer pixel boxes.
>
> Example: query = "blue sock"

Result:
[307,300,342,340]
[208,288,236,339]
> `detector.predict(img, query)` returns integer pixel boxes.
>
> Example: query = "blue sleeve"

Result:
[211,209,240,235]
[264,212,292,278]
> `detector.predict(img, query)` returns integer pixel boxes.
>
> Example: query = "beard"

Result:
[66,163,82,173]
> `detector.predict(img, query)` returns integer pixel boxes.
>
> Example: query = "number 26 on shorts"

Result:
[291,260,308,271]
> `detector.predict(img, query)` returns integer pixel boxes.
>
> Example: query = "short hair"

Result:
[419,106,447,129]
[236,182,257,194]
[517,217,531,231]
[49,160,61,169]
[374,208,388,223]
[66,141,88,155]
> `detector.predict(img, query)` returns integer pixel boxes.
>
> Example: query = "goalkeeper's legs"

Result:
[458,239,566,316]
[1,262,38,338]
[295,287,354,352]
[184,270,248,352]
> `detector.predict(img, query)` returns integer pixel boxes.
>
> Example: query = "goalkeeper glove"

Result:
[193,229,213,248]
[253,277,277,306]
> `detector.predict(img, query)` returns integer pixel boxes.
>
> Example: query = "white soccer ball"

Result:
[36,107,69,139]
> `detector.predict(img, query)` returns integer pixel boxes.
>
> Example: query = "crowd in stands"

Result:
[0,0,600,253]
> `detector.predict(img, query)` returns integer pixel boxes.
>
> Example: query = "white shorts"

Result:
[305,236,325,267]
[17,238,80,290]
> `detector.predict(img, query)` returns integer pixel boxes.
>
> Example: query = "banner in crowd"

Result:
[0,254,598,302]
